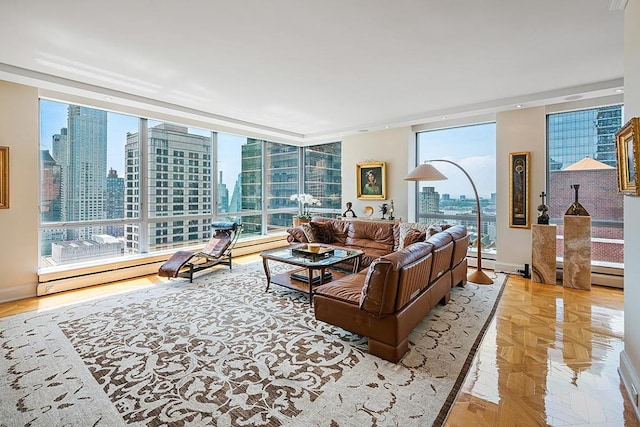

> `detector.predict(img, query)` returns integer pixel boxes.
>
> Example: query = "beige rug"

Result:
[0,263,506,427]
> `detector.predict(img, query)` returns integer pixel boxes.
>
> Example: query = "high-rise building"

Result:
[40,150,64,256]
[419,186,440,214]
[62,106,108,240]
[217,171,229,213]
[105,168,125,237]
[548,105,623,170]
[40,150,62,223]
[305,142,342,210]
[125,123,212,251]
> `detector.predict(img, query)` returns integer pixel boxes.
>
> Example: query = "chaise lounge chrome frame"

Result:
[158,222,243,282]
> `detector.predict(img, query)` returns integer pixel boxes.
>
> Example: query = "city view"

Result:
[39,100,341,266]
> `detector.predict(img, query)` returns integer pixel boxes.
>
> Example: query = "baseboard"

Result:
[494,262,624,288]
[619,350,640,421]
[494,262,520,274]
[35,236,289,297]
[0,282,38,304]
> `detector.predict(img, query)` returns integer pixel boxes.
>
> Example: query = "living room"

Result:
[1,1,640,425]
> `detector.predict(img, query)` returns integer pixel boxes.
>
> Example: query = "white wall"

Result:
[341,127,412,221]
[495,107,546,272]
[0,81,40,301]
[620,0,640,418]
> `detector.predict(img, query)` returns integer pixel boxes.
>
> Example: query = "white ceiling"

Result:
[0,0,625,141]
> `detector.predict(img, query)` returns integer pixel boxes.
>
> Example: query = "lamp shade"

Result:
[404,163,448,181]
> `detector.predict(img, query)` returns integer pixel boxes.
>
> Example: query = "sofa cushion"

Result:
[403,229,427,248]
[310,221,336,243]
[397,222,443,250]
[444,224,467,240]
[426,230,453,248]
[314,271,368,305]
[345,220,397,253]
[360,242,432,318]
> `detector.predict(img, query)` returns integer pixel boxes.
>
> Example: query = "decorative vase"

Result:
[293,217,311,227]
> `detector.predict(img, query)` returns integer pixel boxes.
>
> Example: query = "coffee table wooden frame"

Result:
[260,245,363,306]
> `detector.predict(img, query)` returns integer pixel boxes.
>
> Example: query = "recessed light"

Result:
[441,116,447,120]
[105,96,112,101]
[516,104,523,108]
[194,115,200,119]
[615,88,624,93]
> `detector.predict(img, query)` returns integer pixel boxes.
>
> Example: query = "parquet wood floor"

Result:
[0,263,636,426]
[445,274,637,427]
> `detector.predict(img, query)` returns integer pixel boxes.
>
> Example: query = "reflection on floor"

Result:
[444,274,637,426]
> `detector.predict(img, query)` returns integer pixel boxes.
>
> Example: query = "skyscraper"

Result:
[304,142,342,210]
[217,171,229,213]
[548,105,622,170]
[420,186,440,214]
[105,168,125,237]
[62,106,108,239]
[125,122,212,251]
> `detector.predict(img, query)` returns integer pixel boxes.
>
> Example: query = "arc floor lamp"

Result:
[404,160,493,284]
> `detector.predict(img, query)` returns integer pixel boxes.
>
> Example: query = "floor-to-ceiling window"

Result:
[39,100,341,269]
[416,122,497,258]
[39,99,139,266]
[547,104,624,267]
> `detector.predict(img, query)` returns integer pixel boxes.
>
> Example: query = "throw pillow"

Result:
[287,227,309,243]
[403,229,425,248]
[398,222,445,250]
[300,222,316,243]
[310,221,335,243]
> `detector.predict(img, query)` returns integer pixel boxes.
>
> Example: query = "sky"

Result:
[416,123,497,199]
[40,100,497,199]
[40,100,244,188]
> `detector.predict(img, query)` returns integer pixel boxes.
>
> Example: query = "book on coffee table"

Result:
[290,269,333,284]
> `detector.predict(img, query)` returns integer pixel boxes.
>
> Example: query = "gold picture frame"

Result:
[356,161,386,200]
[0,146,8,209]
[509,151,530,228]
[615,117,640,196]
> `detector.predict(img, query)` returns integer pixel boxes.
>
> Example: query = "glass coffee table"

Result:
[260,244,363,306]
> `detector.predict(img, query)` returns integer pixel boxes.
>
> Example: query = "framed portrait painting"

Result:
[509,152,530,228]
[356,161,386,200]
[615,117,640,196]
[0,146,8,209]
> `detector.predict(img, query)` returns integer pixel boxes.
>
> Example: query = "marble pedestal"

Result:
[531,224,557,285]
[562,215,591,291]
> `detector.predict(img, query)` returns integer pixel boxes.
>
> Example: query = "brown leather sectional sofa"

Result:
[286,218,470,362]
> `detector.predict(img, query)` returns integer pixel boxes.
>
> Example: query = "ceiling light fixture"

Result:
[616,88,624,93]
[515,104,523,109]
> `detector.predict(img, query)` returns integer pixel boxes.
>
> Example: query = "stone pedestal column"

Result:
[531,224,557,285]
[563,215,591,291]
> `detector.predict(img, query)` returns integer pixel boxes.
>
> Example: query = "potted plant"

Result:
[290,193,321,226]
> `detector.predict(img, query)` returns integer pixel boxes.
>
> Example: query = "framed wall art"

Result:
[509,151,530,228]
[0,146,8,209]
[356,161,386,200]
[615,117,640,196]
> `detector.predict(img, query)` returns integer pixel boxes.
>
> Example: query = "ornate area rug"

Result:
[0,264,506,427]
